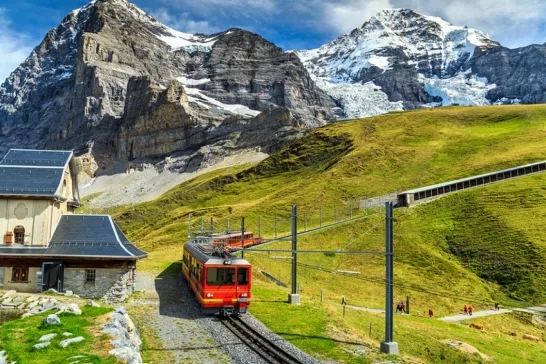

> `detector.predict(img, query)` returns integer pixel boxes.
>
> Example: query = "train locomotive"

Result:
[182,240,251,315]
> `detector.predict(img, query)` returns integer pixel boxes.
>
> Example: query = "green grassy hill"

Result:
[109,104,546,363]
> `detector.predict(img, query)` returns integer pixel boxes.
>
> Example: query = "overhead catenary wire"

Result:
[248,250,541,312]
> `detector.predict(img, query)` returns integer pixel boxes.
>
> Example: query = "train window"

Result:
[237,268,249,285]
[206,267,236,285]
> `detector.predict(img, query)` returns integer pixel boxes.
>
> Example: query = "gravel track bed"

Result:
[129,271,323,363]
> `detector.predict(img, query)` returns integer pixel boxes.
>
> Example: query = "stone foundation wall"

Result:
[64,268,134,302]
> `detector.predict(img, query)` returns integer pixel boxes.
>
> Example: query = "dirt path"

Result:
[441,305,546,322]
[126,271,232,363]
[440,309,513,322]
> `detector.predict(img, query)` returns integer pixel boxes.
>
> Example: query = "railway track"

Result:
[221,316,305,364]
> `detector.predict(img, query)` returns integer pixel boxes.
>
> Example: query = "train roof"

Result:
[184,242,250,265]
[188,231,255,244]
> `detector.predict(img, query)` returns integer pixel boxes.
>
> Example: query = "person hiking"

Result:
[468,305,473,316]
[395,301,402,313]
[464,305,468,315]
[494,302,499,311]
[428,309,434,318]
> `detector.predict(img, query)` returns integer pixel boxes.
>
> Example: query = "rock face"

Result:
[0,0,337,168]
[103,306,142,364]
[297,8,546,117]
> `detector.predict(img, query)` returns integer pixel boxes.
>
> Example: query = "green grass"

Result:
[0,306,117,363]
[115,104,546,251]
[109,104,546,363]
[252,285,546,364]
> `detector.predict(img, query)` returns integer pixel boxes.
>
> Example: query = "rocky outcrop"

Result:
[0,0,337,169]
[103,306,142,364]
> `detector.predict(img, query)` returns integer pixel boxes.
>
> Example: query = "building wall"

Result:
[64,268,135,301]
[2,267,39,293]
[0,199,53,246]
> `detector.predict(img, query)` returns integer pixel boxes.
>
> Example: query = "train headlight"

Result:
[223,260,232,265]
[240,293,248,298]
[206,293,214,298]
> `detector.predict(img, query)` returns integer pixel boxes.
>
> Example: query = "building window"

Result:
[85,269,96,284]
[14,226,25,244]
[12,267,29,283]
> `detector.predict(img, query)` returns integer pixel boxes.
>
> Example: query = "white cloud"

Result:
[0,8,33,83]
[151,8,220,34]
[323,0,395,34]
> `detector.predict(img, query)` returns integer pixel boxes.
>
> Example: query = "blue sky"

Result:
[1,0,546,81]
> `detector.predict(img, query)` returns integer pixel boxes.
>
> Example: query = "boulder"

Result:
[60,336,85,348]
[64,290,73,296]
[57,303,82,315]
[43,314,61,326]
[39,333,58,342]
[46,288,58,294]
[26,295,40,303]
[87,300,101,307]
[523,334,540,342]
[26,300,40,310]
[33,342,51,350]
[63,332,73,337]
[109,347,142,364]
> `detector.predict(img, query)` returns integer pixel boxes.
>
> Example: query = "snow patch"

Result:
[157,28,218,53]
[185,88,261,117]
[314,78,403,118]
[422,73,496,106]
[175,76,211,86]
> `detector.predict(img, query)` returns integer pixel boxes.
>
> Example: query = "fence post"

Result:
[227,217,230,232]
[210,217,214,232]
[200,216,204,233]
[187,213,192,238]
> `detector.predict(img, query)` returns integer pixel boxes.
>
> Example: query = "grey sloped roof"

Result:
[0,166,64,197]
[0,215,147,260]
[48,215,147,259]
[0,149,73,167]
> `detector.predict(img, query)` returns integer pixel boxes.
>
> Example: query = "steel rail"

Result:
[221,316,305,364]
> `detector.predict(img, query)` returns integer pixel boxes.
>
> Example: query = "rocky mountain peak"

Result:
[0,0,336,167]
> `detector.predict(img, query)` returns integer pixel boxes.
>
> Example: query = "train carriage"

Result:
[189,231,263,249]
[182,241,251,315]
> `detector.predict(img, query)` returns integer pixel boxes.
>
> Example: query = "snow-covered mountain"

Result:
[0,0,336,167]
[3,1,546,167]
[296,8,507,117]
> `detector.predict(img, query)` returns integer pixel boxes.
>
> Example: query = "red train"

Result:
[182,241,252,315]
[189,231,263,249]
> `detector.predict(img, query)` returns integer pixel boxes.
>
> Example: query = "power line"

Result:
[248,251,541,311]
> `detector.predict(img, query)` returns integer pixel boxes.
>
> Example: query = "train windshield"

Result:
[237,267,249,285]
[207,268,236,285]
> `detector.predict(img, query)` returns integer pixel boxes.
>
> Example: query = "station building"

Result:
[0,149,146,301]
